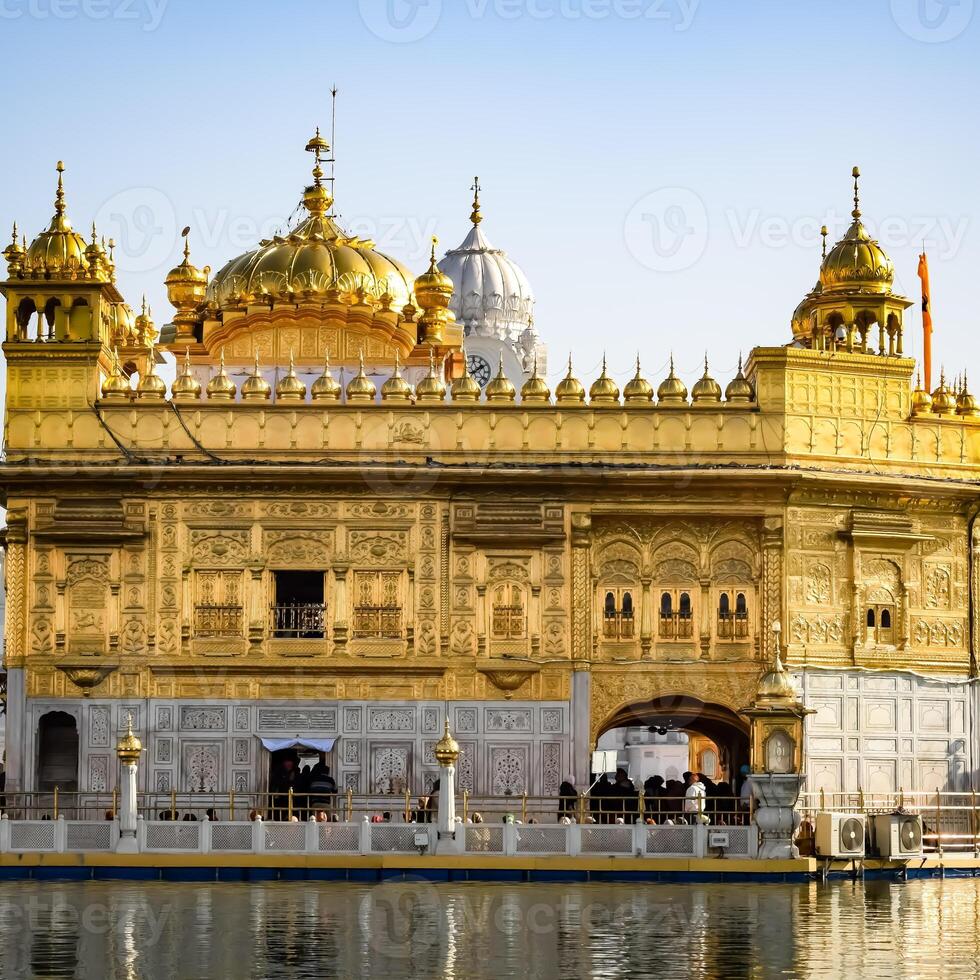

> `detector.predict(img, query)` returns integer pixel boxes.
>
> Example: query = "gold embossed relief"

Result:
[66,556,111,655]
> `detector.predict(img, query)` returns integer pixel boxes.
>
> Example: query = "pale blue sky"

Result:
[3,0,978,388]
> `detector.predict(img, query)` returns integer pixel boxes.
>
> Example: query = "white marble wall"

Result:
[21,698,571,798]
[798,668,974,794]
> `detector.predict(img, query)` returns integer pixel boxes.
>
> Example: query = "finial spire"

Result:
[306,126,330,187]
[182,227,191,261]
[429,235,438,269]
[54,160,65,217]
[820,224,828,260]
[851,165,861,221]
[470,176,483,225]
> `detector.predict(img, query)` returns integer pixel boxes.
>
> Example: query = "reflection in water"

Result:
[0,879,977,978]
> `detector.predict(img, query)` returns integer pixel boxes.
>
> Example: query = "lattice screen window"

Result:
[602,587,635,639]
[866,603,896,645]
[194,570,244,637]
[352,571,402,638]
[491,582,526,639]
[658,589,694,639]
[717,590,750,640]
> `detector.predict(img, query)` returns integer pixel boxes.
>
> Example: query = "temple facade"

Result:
[1,142,978,802]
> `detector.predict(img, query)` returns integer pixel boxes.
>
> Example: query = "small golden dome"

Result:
[24,162,91,279]
[3,222,25,275]
[931,369,955,416]
[165,234,210,308]
[657,355,688,405]
[819,168,895,294]
[521,357,551,404]
[206,353,238,401]
[381,352,414,403]
[311,356,342,402]
[346,352,377,403]
[136,351,167,401]
[276,351,307,402]
[485,354,517,404]
[451,352,482,403]
[910,372,933,417]
[171,349,202,401]
[555,356,586,405]
[133,297,157,346]
[433,718,460,765]
[691,357,722,405]
[725,355,755,404]
[101,350,132,402]
[414,238,454,312]
[956,373,979,418]
[756,653,798,703]
[241,355,272,401]
[623,356,654,404]
[116,715,143,764]
[416,350,448,404]
[589,356,620,405]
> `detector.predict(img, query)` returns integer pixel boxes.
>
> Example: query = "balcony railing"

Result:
[717,613,749,639]
[603,613,635,640]
[271,603,326,639]
[352,606,402,639]
[194,605,244,637]
[659,613,694,639]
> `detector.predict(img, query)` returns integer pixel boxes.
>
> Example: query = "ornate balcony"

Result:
[194,605,244,637]
[271,603,327,639]
[352,606,402,639]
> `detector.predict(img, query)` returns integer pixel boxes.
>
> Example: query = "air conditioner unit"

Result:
[872,813,923,859]
[815,812,866,858]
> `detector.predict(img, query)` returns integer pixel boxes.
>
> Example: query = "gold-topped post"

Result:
[115,712,143,852]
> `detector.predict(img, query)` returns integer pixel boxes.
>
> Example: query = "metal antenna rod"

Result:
[329,86,338,213]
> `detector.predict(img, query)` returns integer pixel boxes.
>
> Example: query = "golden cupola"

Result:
[415,350,448,404]
[346,353,378,403]
[135,350,167,400]
[311,356,342,402]
[520,358,551,404]
[724,355,754,404]
[819,169,894,294]
[910,372,933,417]
[657,356,688,405]
[414,239,456,346]
[4,223,25,276]
[623,357,654,404]
[931,370,955,416]
[451,353,482,403]
[172,349,203,401]
[206,142,416,313]
[206,353,238,401]
[555,357,586,405]
[589,356,620,405]
[100,351,132,402]
[485,354,517,403]
[241,356,272,401]
[276,352,307,402]
[21,163,93,280]
[691,357,722,405]
[956,374,979,418]
[381,352,414,403]
[165,234,210,343]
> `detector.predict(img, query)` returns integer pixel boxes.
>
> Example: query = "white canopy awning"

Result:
[258,737,337,754]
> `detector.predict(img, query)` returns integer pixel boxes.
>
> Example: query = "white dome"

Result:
[438,223,535,343]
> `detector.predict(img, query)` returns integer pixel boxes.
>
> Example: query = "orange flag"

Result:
[918,251,933,391]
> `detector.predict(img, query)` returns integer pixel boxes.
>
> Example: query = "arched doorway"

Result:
[36,711,79,792]
[595,694,750,788]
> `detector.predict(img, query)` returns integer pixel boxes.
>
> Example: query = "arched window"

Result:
[621,592,633,617]
[679,593,692,617]
[660,592,672,617]
[659,591,694,639]
[719,593,731,618]
[717,590,751,640]
[604,592,616,618]
[867,608,876,628]
[880,609,891,628]
[865,602,896,645]
[735,593,747,616]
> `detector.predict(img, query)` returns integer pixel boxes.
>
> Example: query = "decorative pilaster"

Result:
[761,517,783,661]
[332,562,349,651]
[247,565,265,651]
[640,578,653,658]
[971,523,980,677]
[571,513,592,662]
[2,513,27,666]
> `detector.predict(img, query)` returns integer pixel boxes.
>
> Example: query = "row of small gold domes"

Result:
[102,349,757,406]
[911,370,979,418]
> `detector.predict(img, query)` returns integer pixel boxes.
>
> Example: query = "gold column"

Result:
[761,517,783,662]
[571,513,592,662]
[332,562,349,652]
[3,513,27,666]
[640,577,653,659]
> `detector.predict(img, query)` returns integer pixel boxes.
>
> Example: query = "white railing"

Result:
[0,814,757,858]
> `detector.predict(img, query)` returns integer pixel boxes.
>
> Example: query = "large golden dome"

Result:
[23,163,91,279]
[819,168,894,294]
[206,175,415,314]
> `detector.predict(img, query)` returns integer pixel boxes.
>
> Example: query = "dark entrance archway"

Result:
[596,693,750,783]
[36,711,79,792]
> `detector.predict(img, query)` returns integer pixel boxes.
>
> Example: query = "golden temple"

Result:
[1,135,977,802]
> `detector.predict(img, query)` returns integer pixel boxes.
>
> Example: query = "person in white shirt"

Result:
[683,771,707,820]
